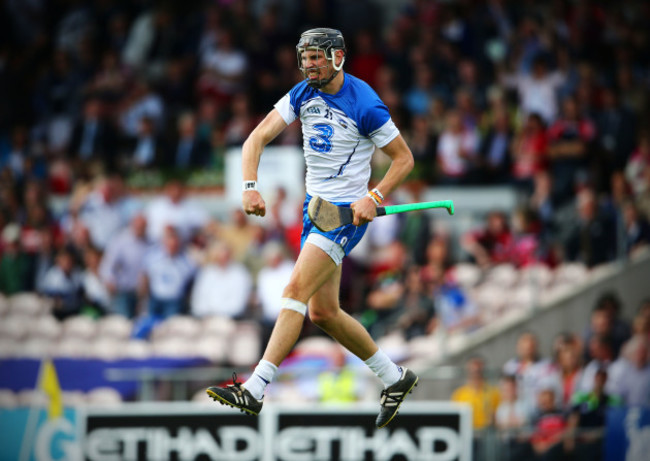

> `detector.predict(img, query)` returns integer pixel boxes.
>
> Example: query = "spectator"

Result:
[405,115,437,183]
[549,337,584,410]
[452,355,500,430]
[40,247,83,320]
[479,106,513,185]
[583,292,631,361]
[99,213,150,318]
[316,345,365,405]
[216,208,263,263]
[529,388,567,461]
[565,369,621,461]
[565,188,616,267]
[33,50,82,153]
[198,29,247,106]
[256,241,294,342]
[168,112,211,169]
[80,247,110,317]
[32,227,56,293]
[347,29,384,89]
[118,80,164,138]
[190,241,252,319]
[393,266,437,340]
[496,373,531,430]
[529,171,556,250]
[363,243,410,339]
[159,58,194,116]
[503,332,555,415]
[436,109,480,184]
[595,87,637,174]
[428,263,480,334]
[510,113,548,194]
[78,176,130,250]
[121,6,176,81]
[267,187,301,248]
[500,54,567,124]
[133,226,196,339]
[622,200,650,256]
[635,165,650,221]
[451,356,500,430]
[0,223,30,295]
[223,94,258,147]
[625,132,650,196]
[455,87,481,132]
[456,59,486,112]
[547,97,596,206]
[128,116,166,169]
[398,184,432,266]
[625,309,650,348]
[509,207,540,268]
[1,126,32,181]
[404,65,440,116]
[86,49,130,103]
[462,211,513,268]
[495,374,531,461]
[616,65,648,118]
[578,335,619,394]
[613,337,650,407]
[144,179,209,244]
[67,97,118,173]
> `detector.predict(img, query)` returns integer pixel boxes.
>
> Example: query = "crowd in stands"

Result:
[451,294,650,461]
[1,0,650,432]
[1,0,649,326]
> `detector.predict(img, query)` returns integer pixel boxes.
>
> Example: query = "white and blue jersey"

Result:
[274,74,400,202]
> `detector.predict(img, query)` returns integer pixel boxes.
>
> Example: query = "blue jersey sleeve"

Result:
[358,101,391,137]
[288,81,314,117]
[347,76,392,137]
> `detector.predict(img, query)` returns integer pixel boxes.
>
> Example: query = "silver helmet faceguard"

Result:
[296,28,346,89]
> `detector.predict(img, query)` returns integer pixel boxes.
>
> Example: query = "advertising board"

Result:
[83,402,472,461]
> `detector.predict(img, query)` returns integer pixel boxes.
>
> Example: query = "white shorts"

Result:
[305,232,345,265]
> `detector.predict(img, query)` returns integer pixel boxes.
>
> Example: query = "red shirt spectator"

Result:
[625,132,650,195]
[462,211,513,267]
[530,389,567,457]
[347,30,384,89]
[511,113,548,180]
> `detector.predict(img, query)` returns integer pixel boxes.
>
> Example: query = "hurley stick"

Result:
[307,196,455,232]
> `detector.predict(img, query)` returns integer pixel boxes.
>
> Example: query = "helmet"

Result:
[296,28,346,89]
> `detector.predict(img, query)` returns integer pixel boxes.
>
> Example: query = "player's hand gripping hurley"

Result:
[308,196,455,232]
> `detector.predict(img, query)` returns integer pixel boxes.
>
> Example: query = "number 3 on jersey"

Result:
[309,124,333,154]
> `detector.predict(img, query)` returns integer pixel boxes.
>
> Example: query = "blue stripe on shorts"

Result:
[300,194,368,257]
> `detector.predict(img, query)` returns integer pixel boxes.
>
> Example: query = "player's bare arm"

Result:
[241,109,288,216]
[351,134,414,226]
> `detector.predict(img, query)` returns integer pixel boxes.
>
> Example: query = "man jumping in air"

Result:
[207,28,417,428]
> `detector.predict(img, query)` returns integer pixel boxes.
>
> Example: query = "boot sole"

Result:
[376,377,419,428]
[206,388,260,416]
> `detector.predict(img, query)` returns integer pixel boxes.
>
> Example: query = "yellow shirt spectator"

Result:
[452,383,501,429]
[451,356,500,429]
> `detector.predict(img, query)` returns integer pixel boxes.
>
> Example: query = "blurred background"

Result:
[0,0,649,460]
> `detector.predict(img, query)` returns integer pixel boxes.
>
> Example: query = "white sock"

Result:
[243,359,278,400]
[364,349,402,388]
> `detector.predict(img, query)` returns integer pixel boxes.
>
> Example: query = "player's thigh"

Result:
[282,242,338,303]
[308,263,342,320]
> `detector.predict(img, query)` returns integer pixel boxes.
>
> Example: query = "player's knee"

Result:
[309,304,339,328]
[282,281,305,302]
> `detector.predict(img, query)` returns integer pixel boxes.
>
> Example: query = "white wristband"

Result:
[243,180,257,191]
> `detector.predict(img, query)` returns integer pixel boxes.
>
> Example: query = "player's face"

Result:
[300,49,331,83]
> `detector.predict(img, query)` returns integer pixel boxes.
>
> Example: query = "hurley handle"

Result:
[376,200,455,217]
